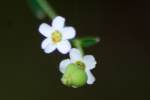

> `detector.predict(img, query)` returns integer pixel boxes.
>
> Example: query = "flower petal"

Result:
[41,38,50,49]
[61,27,76,40]
[59,59,71,73]
[57,40,71,54]
[39,23,53,37]
[44,43,56,53]
[69,48,82,62]
[83,55,96,70]
[86,70,96,85]
[52,16,65,29]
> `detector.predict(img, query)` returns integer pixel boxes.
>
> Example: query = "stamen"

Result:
[76,61,85,70]
[51,31,62,43]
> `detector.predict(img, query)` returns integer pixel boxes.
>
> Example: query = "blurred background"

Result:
[0,0,149,100]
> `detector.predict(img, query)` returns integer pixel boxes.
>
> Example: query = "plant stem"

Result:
[73,39,84,56]
[36,0,57,19]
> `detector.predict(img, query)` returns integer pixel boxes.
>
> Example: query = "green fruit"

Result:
[71,68,87,88]
[61,63,87,88]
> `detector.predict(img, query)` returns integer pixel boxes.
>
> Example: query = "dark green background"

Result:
[0,0,149,100]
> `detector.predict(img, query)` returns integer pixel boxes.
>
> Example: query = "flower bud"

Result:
[61,63,87,88]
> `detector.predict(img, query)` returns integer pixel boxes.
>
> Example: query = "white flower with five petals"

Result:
[59,48,97,85]
[39,16,76,54]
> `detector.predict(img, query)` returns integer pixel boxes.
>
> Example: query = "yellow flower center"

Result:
[76,61,85,70]
[51,31,62,43]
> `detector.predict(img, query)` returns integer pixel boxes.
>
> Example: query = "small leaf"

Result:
[80,37,100,48]
[27,0,57,20]
[27,0,46,19]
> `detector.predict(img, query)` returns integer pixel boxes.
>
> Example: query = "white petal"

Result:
[86,70,96,85]
[57,40,71,54]
[83,55,97,70]
[61,27,76,40]
[69,48,82,62]
[44,43,56,54]
[59,59,71,73]
[41,38,50,49]
[39,23,53,37]
[52,16,65,29]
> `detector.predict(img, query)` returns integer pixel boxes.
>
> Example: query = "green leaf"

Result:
[79,37,100,48]
[27,0,46,19]
[27,0,57,20]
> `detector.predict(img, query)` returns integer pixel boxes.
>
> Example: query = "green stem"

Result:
[36,0,57,19]
[73,39,84,56]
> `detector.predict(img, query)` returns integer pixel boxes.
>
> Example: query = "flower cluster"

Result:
[39,16,97,88]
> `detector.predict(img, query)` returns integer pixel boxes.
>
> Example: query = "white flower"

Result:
[59,48,97,85]
[39,16,76,54]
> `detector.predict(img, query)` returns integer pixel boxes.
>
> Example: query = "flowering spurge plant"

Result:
[38,16,99,88]
[60,48,97,88]
[28,0,100,88]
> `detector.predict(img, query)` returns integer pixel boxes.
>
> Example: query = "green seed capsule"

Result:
[61,63,87,88]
